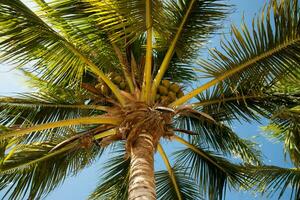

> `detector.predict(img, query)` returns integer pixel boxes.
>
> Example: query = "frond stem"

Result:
[157,144,182,200]
[142,0,153,102]
[0,99,110,111]
[173,135,226,173]
[151,0,196,99]
[93,129,117,140]
[174,129,198,135]
[0,116,120,139]
[1,143,77,174]
[191,95,264,107]
[171,37,300,106]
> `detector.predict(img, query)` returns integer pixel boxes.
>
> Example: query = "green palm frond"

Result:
[173,136,251,200]
[259,73,300,166]
[0,93,117,144]
[33,0,117,70]
[0,138,103,200]
[89,142,129,200]
[194,84,299,123]
[249,166,300,200]
[0,0,122,97]
[155,168,203,200]
[199,0,300,88]
[264,107,300,166]
[152,0,230,96]
[78,0,146,43]
[175,114,261,164]
[163,61,196,83]
[0,89,106,142]
[156,0,230,61]
[172,0,300,106]
[0,0,86,85]
[0,75,107,125]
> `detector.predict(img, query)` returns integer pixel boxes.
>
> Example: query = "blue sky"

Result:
[0,0,294,199]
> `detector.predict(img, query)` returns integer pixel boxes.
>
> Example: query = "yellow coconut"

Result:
[177,90,184,98]
[158,85,168,95]
[113,75,122,84]
[161,80,171,88]
[119,81,126,90]
[169,83,180,93]
[168,91,176,101]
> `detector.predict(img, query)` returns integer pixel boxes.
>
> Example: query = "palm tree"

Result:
[0,0,299,199]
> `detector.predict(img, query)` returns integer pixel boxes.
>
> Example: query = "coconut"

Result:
[119,81,126,90]
[161,80,171,88]
[158,85,168,95]
[169,83,180,93]
[113,75,122,84]
[168,91,176,101]
[177,90,184,98]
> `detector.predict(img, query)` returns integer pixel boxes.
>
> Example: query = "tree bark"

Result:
[128,130,156,200]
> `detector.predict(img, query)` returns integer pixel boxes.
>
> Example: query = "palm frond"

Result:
[0,0,85,85]
[0,0,125,104]
[157,144,182,199]
[194,83,299,123]
[157,144,202,200]
[249,166,300,200]
[173,136,252,200]
[175,113,261,164]
[155,168,203,200]
[0,116,119,140]
[0,80,111,142]
[0,138,103,200]
[261,75,300,166]
[88,142,129,200]
[172,0,300,106]
[152,0,230,96]
[264,107,300,167]
[33,0,116,69]
[156,0,230,61]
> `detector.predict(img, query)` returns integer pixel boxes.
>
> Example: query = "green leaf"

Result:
[175,114,261,164]
[0,0,117,87]
[156,0,230,62]
[173,139,252,200]
[264,107,300,167]
[199,0,300,90]
[88,142,129,200]
[195,84,299,123]
[0,138,103,200]
[156,167,203,200]
[249,166,300,200]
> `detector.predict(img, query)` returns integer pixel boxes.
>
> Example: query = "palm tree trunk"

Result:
[128,131,156,200]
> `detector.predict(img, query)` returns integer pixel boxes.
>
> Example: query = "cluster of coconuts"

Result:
[95,73,129,96]
[94,74,184,104]
[156,80,184,104]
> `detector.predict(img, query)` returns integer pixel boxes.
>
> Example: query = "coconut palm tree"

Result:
[0,0,299,199]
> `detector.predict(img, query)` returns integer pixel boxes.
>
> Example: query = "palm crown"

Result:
[0,0,299,199]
